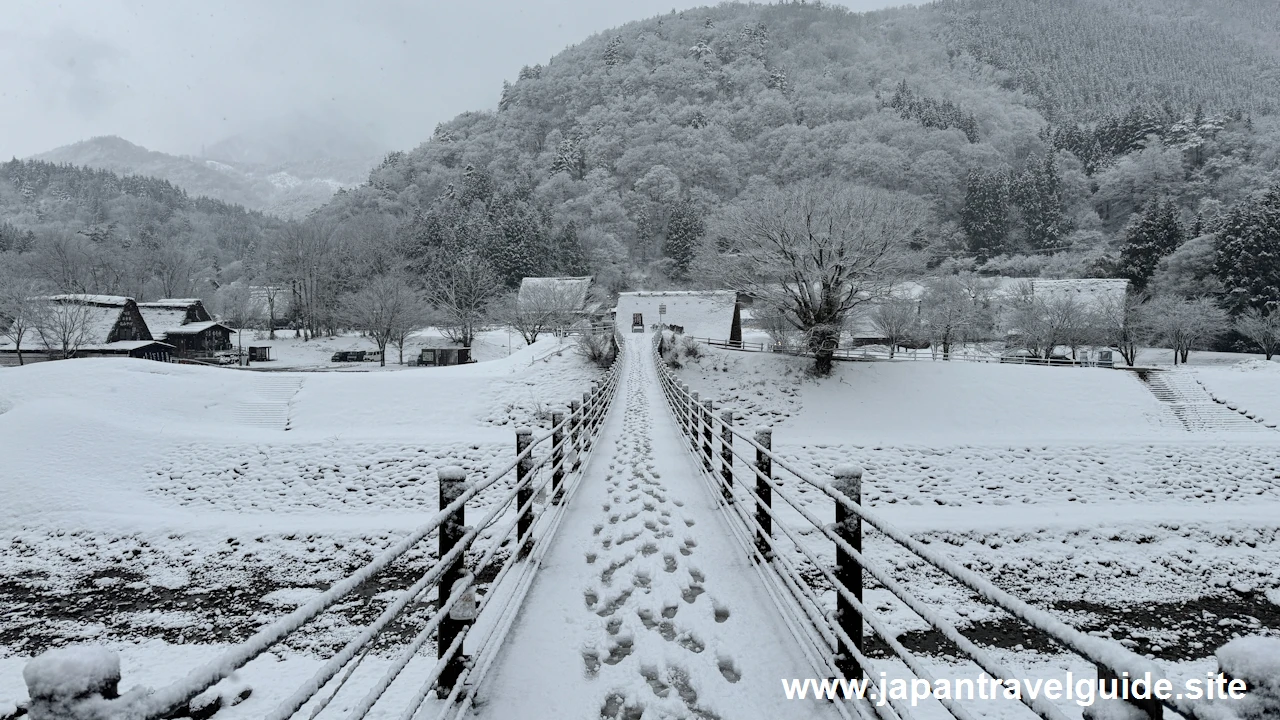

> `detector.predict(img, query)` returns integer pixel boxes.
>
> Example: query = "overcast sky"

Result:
[1,0,905,161]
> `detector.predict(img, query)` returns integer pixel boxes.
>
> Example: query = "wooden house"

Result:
[0,295,173,366]
[137,299,234,360]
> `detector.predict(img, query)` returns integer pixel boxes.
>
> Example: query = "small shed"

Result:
[247,346,272,362]
[419,347,472,367]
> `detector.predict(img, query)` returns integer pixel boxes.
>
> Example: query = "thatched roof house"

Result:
[0,295,173,366]
[137,299,233,359]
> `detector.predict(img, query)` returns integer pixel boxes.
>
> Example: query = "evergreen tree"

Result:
[1015,152,1067,252]
[961,169,1010,260]
[1215,186,1280,314]
[553,222,588,276]
[1118,197,1185,291]
[665,198,704,276]
[604,35,624,67]
[460,164,495,207]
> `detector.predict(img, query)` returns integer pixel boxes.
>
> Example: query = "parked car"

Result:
[331,351,350,362]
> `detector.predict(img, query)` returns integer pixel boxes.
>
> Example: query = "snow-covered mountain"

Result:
[30,134,381,219]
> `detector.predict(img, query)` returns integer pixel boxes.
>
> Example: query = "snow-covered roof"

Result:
[44,294,133,307]
[163,321,232,335]
[137,306,189,337]
[84,306,126,343]
[143,298,203,306]
[517,277,592,311]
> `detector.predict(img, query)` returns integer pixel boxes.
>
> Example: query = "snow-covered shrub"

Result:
[23,646,121,720]
[679,336,703,359]
[575,332,615,368]
[1216,636,1280,718]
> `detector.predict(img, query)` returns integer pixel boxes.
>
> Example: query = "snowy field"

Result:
[0,336,606,709]
[670,343,1280,667]
[225,327,559,370]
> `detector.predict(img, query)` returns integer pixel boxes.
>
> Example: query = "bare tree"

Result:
[1144,296,1228,365]
[868,298,920,358]
[1094,293,1148,366]
[1235,307,1280,360]
[35,301,96,360]
[342,275,426,367]
[717,181,926,374]
[271,220,338,340]
[919,277,979,359]
[422,253,503,349]
[0,274,48,366]
[501,280,587,345]
[388,287,429,366]
[1003,283,1093,360]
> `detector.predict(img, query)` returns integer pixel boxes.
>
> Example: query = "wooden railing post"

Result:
[588,382,600,433]
[569,399,582,471]
[719,410,734,502]
[437,466,471,697]
[833,464,863,678]
[516,428,534,555]
[701,399,714,472]
[690,391,701,450]
[754,428,773,559]
[1084,665,1161,720]
[551,411,565,504]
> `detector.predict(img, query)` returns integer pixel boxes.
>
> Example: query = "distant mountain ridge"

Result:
[30,135,381,218]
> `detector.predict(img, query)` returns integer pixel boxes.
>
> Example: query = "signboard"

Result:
[658,304,667,314]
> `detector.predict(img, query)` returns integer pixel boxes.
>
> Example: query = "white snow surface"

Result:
[1216,636,1280,691]
[0,337,606,707]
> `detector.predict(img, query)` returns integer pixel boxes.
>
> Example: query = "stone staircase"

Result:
[1143,370,1275,433]
[233,375,303,430]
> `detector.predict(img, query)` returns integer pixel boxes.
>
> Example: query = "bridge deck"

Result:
[473,334,836,719]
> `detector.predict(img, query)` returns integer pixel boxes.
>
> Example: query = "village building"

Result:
[0,295,173,366]
[137,299,235,361]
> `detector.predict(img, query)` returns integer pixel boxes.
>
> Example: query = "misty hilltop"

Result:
[30,128,383,220]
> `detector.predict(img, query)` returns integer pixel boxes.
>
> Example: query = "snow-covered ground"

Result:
[226,327,553,371]
[5,329,1278,717]
[0,336,605,709]
[669,341,1280,668]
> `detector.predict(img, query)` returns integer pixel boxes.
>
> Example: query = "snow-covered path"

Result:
[474,335,835,720]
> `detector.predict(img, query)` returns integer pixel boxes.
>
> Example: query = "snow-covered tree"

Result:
[868,298,920,358]
[1215,187,1280,315]
[342,275,425,367]
[716,181,926,375]
[1144,296,1227,365]
[1235,307,1280,360]
[961,169,1011,260]
[1118,197,1185,292]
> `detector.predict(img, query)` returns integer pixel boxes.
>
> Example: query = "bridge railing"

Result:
[652,331,1238,720]
[19,333,624,720]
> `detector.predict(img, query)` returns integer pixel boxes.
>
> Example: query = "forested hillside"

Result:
[4,0,1280,339]
[0,158,280,301]
[313,0,1280,294]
